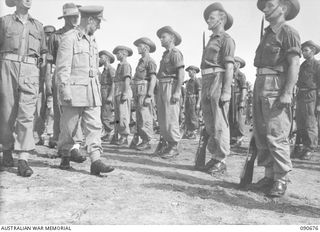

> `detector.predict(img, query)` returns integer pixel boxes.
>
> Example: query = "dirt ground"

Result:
[0,129,320,225]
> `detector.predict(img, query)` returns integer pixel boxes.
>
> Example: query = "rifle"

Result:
[239,137,257,188]
[194,122,209,170]
[203,31,206,50]
[238,16,264,187]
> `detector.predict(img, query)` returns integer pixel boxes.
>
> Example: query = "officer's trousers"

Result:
[296,89,318,151]
[253,74,292,181]
[0,60,39,159]
[52,72,83,146]
[185,95,198,131]
[114,95,131,136]
[201,72,230,161]
[156,79,180,144]
[58,106,102,162]
[134,94,153,141]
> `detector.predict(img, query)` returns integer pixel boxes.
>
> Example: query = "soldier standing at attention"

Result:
[230,56,247,146]
[112,46,133,146]
[253,0,301,197]
[47,3,84,159]
[183,65,201,140]
[130,37,157,151]
[56,5,114,175]
[200,2,235,175]
[99,50,115,142]
[0,0,47,176]
[154,26,185,159]
[292,41,320,160]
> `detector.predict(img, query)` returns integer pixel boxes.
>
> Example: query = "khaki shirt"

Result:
[56,28,101,107]
[254,22,301,72]
[114,61,132,96]
[297,58,320,90]
[47,26,73,64]
[157,48,184,79]
[133,55,157,81]
[0,13,47,57]
[233,70,247,93]
[200,31,235,69]
[100,64,115,86]
[186,78,201,96]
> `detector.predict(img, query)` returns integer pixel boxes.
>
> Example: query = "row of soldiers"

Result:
[0,0,317,198]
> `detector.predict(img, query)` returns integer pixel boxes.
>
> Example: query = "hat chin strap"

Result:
[265,4,281,19]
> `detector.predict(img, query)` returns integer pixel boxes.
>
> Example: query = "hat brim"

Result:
[185,66,200,73]
[57,12,79,20]
[257,0,300,21]
[112,47,133,57]
[156,28,182,46]
[5,0,15,7]
[134,39,156,53]
[203,3,233,31]
[99,51,115,64]
[235,57,246,68]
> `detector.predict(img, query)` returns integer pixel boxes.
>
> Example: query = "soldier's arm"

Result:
[56,33,74,101]
[221,37,236,102]
[146,60,157,97]
[282,54,300,97]
[107,67,115,100]
[196,79,201,108]
[122,64,132,99]
[239,73,247,108]
[171,51,185,100]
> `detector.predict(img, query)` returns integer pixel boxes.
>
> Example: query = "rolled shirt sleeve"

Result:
[222,36,235,65]
[283,27,301,58]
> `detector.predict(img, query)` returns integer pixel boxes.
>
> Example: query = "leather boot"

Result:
[116,136,128,146]
[17,160,33,177]
[153,137,167,156]
[268,180,287,197]
[59,157,71,170]
[207,160,227,175]
[70,148,86,163]
[129,134,139,149]
[160,143,179,159]
[2,150,14,167]
[136,140,151,151]
[90,160,114,176]
[300,150,312,160]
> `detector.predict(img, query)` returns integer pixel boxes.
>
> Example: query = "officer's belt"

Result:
[201,67,225,75]
[0,53,38,65]
[158,76,176,83]
[298,87,317,92]
[257,68,280,75]
[131,80,148,85]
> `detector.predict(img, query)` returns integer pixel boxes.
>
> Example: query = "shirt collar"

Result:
[13,12,33,23]
[140,54,150,63]
[266,21,285,34]
[210,30,224,39]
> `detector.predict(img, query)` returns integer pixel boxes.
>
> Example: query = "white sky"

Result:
[1,0,320,84]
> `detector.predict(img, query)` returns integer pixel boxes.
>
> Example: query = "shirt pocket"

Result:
[28,29,41,55]
[264,44,282,66]
[3,31,20,51]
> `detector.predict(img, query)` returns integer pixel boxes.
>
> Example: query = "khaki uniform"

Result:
[56,28,102,160]
[253,23,301,180]
[200,32,235,161]
[157,48,184,144]
[132,55,157,141]
[47,26,83,145]
[114,61,132,136]
[0,13,47,156]
[100,64,115,134]
[296,58,320,151]
[185,78,201,132]
[230,70,247,138]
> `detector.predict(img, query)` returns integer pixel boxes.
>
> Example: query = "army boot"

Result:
[17,160,33,177]
[136,140,152,151]
[90,160,115,176]
[59,157,71,170]
[290,144,303,159]
[70,148,86,163]
[129,134,139,149]
[117,135,128,146]
[2,150,14,167]
[153,137,167,156]
[160,142,179,159]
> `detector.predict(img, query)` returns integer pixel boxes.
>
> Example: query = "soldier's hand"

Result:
[170,92,180,104]
[143,96,152,107]
[277,93,292,109]
[62,87,72,103]
[121,93,128,103]
[219,92,230,107]
[196,104,200,112]
[106,96,113,104]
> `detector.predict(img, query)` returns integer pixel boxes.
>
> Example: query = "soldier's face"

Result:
[137,44,145,54]
[263,0,286,22]
[160,33,174,47]
[207,11,222,30]
[188,70,196,78]
[99,55,107,67]
[65,15,79,27]
[88,17,101,35]
[17,0,32,9]
[234,61,240,70]
[302,46,314,59]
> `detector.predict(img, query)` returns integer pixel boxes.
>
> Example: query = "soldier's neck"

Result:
[165,43,175,51]
[120,58,127,64]
[269,16,285,28]
[141,52,149,58]
[15,9,29,22]
[211,25,224,36]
